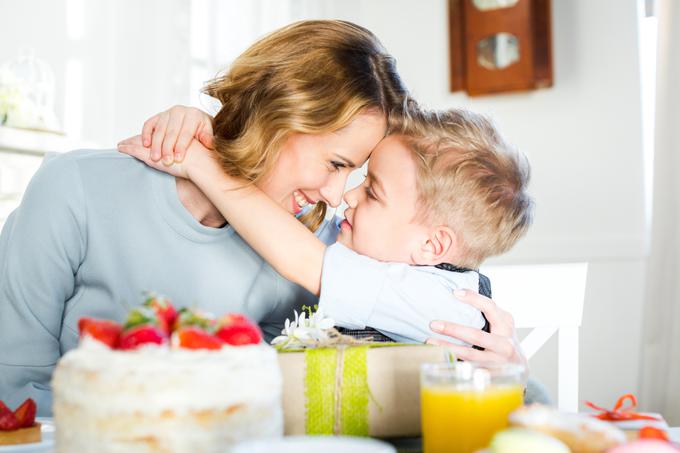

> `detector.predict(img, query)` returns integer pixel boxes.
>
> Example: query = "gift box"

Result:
[278,343,449,438]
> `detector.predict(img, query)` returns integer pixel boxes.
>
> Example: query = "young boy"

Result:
[120,107,533,345]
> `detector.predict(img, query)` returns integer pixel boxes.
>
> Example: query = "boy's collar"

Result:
[434,262,478,273]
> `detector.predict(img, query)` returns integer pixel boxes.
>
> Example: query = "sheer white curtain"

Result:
[188,0,337,110]
[640,0,680,425]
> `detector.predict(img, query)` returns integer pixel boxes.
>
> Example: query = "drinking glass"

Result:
[421,362,526,453]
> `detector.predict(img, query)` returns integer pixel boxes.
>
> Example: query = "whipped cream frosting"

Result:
[53,338,282,416]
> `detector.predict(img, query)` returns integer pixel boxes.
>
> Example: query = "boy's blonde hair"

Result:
[203,20,407,231]
[395,105,533,268]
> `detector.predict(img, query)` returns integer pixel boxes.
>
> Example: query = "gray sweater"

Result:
[0,150,336,415]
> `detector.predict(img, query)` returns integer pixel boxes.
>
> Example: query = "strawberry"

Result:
[175,327,224,350]
[78,318,122,348]
[0,401,19,431]
[119,325,167,350]
[216,313,262,345]
[216,322,262,346]
[123,306,162,331]
[0,412,19,431]
[218,313,251,326]
[639,426,669,441]
[143,294,177,335]
[13,398,36,428]
[173,308,216,333]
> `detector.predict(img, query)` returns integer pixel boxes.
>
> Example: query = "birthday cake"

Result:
[52,296,282,453]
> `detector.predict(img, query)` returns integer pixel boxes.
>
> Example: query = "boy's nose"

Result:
[343,185,361,207]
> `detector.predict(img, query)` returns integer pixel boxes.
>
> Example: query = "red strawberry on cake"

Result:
[119,325,167,350]
[118,306,168,350]
[216,313,263,345]
[175,327,224,350]
[143,294,178,335]
[78,318,122,348]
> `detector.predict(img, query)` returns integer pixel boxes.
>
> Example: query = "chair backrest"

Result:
[479,262,589,412]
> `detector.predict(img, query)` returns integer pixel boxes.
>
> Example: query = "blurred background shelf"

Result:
[0,125,81,156]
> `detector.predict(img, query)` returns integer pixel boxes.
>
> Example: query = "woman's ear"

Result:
[412,226,458,265]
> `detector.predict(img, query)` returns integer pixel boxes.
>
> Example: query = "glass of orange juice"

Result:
[421,362,526,453]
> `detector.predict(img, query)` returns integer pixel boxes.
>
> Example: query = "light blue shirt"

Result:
[319,243,486,344]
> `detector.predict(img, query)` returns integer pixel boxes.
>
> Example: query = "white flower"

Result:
[270,308,336,350]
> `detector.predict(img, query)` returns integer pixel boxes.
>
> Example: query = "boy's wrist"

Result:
[184,143,216,182]
[186,148,246,193]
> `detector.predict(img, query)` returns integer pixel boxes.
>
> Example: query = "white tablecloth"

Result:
[2,424,678,452]
[669,427,680,442]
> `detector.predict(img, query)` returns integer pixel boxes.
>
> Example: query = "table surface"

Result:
[2,424,678,452]
[672,427,680,440]
[389,428,680,452]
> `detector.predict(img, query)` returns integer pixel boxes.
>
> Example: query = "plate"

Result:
[232,436,396,453]
[0,418,54,453]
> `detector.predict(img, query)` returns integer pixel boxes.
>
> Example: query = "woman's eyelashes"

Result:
[329,160,345,172]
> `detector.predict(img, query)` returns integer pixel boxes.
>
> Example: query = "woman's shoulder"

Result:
[36,149,151,186]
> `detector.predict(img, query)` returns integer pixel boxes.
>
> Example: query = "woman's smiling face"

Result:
[256,111,387,214]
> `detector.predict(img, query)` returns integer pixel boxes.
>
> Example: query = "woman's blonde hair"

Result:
[204,20,408,231]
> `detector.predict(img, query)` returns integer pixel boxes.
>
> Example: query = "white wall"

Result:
[327,0,647,264]
[0,0,192,148]
[0,0,650,412]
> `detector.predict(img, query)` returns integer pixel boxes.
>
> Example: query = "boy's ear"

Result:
[413,226,459,266]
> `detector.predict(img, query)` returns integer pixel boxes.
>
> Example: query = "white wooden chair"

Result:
[479,263,588,413]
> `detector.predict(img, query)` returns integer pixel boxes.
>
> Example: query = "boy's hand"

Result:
[118,135,215,180]
[426,290,527,367]
[141,105,214,165]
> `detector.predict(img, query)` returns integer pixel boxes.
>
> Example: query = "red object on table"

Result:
[0,399,37,430]
[585,393,661,422]
[639,426,670,441]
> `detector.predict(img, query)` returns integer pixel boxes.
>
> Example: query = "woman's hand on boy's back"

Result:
[141,105,215,165]
[426,289,527,367]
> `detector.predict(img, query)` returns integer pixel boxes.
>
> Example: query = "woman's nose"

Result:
[320,174,347,208]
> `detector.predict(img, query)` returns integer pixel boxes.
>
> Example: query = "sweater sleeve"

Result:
[0,153,87,415]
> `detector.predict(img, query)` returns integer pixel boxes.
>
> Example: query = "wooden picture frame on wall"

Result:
[449,0,553,96]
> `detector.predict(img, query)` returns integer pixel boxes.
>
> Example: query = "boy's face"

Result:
[338,135,427,263]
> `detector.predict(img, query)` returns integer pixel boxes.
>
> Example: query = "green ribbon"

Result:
[305,347,338,434]
[341,346,369,436]
[304,346,370,435]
